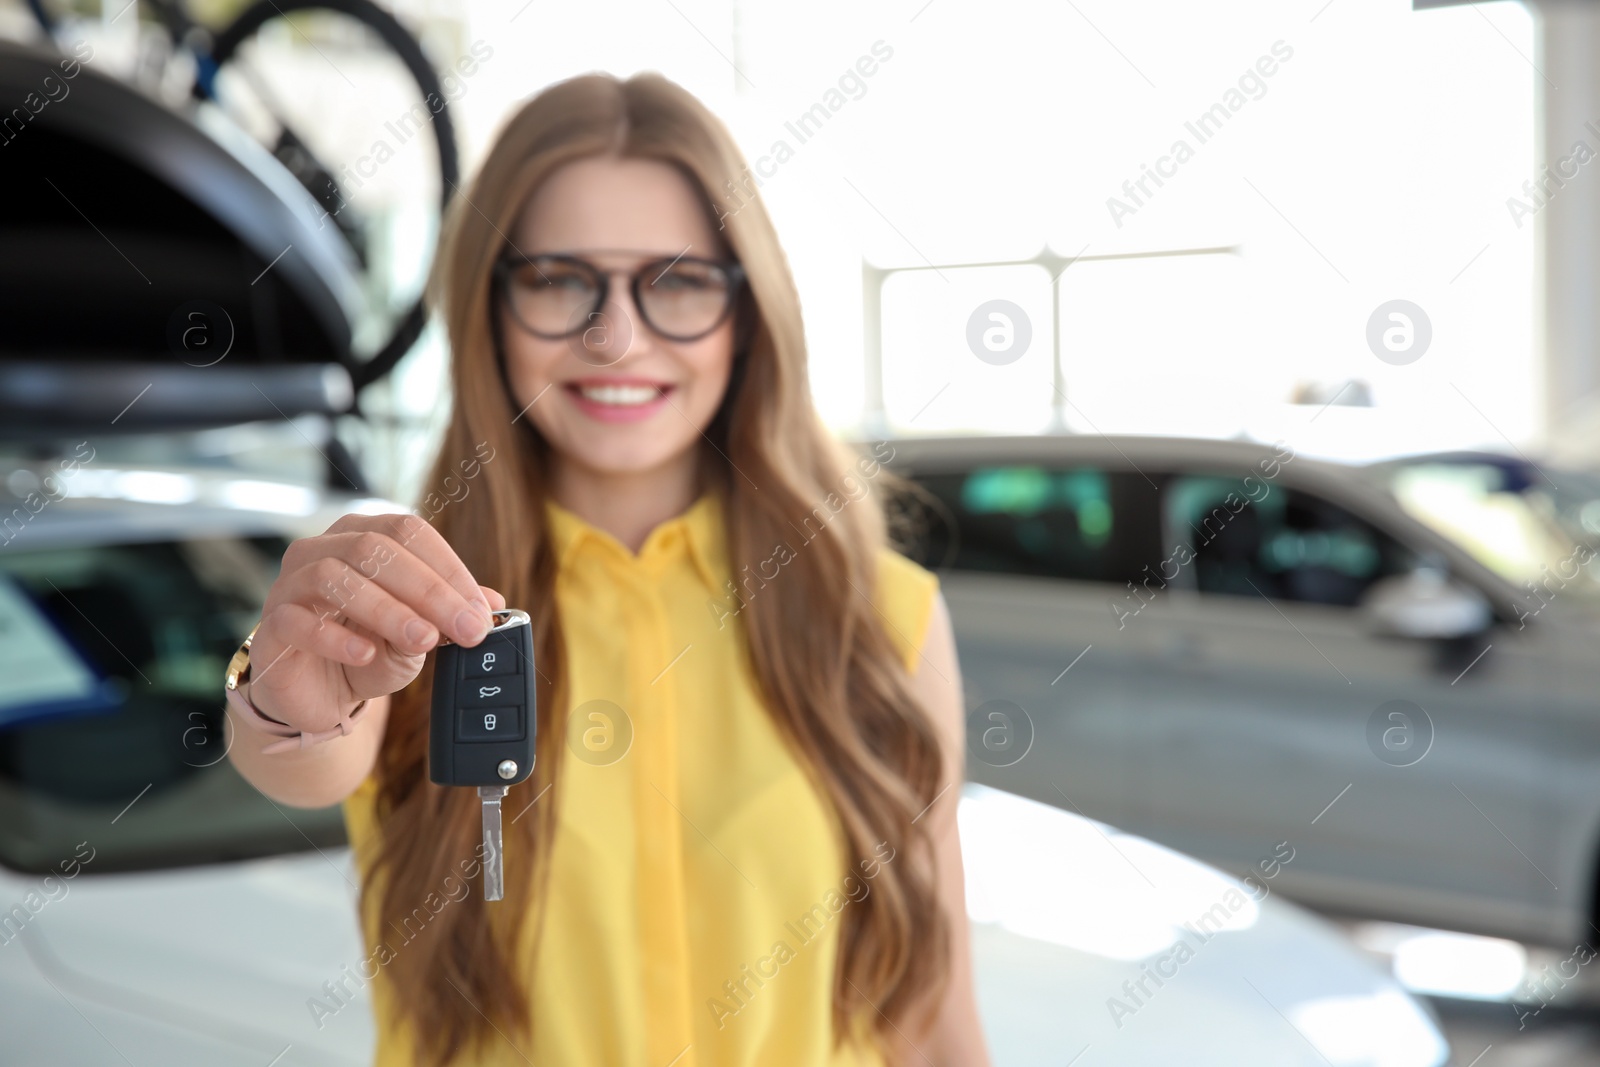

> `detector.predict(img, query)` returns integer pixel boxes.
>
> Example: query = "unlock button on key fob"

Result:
[458,703,524,742]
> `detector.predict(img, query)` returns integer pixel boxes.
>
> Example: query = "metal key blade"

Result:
[478,784,508,901]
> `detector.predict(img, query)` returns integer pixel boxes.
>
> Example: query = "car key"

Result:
[429,607,536,901]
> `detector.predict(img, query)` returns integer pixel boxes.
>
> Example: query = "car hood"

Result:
[0,848,373,1066]
[962,784,1447,1066]
[0,785,1449,1066]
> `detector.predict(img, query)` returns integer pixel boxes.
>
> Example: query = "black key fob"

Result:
[429,608,537,788]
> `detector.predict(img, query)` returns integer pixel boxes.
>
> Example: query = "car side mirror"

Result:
[1361,569,1492,639]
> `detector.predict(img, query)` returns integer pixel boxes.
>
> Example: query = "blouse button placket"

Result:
[612,543,697,1066]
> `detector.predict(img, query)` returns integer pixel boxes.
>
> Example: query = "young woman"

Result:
[226,71,989,1067]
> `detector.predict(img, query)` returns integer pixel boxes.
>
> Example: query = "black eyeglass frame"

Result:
[491,251,748,343]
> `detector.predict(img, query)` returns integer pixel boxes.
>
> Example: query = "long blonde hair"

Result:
[360,71,950,1065]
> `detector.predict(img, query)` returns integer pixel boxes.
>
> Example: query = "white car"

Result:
[0,462,1448,1066]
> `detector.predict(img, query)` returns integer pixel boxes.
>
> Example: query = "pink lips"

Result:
[563,378,674,424]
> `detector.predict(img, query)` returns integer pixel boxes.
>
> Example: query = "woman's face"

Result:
[499,156,738,481]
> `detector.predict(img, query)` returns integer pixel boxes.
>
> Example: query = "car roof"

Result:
[864,428,1286,467]
[874,432,1392,513]
[874,432,1295,471]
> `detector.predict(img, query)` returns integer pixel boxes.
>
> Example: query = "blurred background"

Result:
[2,0,1598,1064]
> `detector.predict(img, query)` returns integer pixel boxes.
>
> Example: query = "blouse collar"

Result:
[544,491,728,593]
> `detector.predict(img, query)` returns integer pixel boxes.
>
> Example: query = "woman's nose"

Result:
[575,272,651,367]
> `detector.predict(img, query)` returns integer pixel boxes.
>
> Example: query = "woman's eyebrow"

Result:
[521,246,713,259]
[518,247,726,263]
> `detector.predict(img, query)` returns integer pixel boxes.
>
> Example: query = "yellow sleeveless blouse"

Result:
[342,490,940,1066]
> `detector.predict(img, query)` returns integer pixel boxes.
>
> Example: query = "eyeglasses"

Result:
[492,250,746,343]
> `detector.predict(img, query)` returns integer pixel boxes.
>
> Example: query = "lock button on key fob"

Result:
[464,636,518,677]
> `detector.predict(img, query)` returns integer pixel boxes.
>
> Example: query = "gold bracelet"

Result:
[224,622,371,754]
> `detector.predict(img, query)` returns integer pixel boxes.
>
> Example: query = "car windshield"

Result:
[1368,459,1600,602]
[0,533,346,876]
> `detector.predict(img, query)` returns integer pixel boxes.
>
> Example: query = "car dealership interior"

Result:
[3,0,1599,1064]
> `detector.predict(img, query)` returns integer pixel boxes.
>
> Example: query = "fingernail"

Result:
[456,609,490,644]
[347,636,374,662]
[406,619,437,648]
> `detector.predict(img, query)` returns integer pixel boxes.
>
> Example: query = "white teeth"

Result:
[576,384,662,406]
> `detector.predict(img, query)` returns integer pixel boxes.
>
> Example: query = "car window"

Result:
[900,465,1163,584]
[1165,474,1419,607]
[0,535,346,876]
[1379,461,1600,601]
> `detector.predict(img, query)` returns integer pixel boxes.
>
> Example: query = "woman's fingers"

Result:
[309,527,493,647]
[247,514,501,729]
[332,512,494,620]
[261,600,378,670]
[278,555,448,657]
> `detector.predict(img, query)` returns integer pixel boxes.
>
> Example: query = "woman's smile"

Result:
[562,375,676,422]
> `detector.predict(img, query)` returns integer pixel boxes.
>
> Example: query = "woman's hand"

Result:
[244,513,506,733]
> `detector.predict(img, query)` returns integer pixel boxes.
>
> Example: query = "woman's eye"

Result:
[654,267,718,291]
[520,267,591,292]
